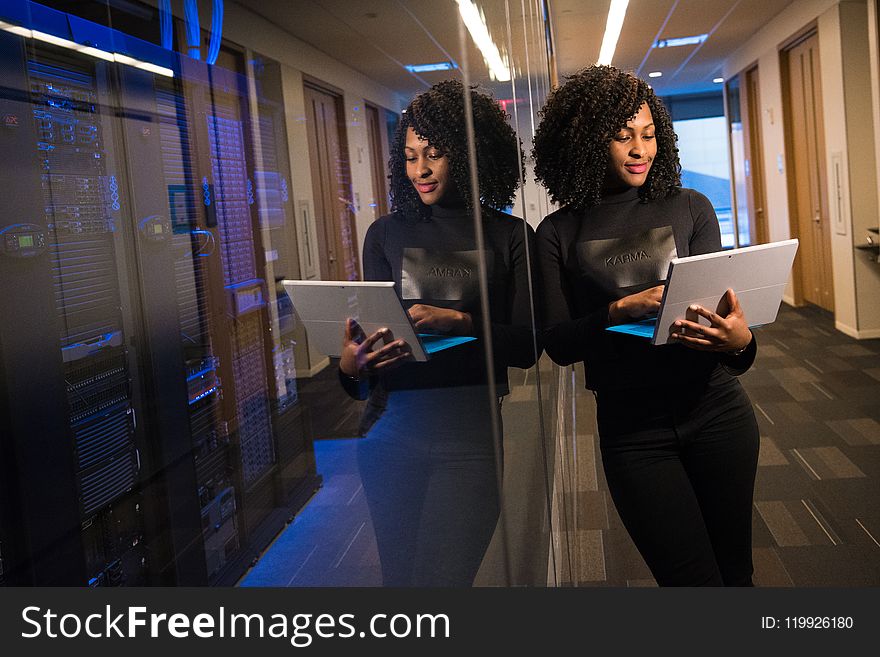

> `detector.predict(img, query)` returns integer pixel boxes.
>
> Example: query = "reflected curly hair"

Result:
[533,65,680,210]
[389,79,522,216]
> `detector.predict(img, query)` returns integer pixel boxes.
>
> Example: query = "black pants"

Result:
[596,366,759,586]
[357,387,501,587]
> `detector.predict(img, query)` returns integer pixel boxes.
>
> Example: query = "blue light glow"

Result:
[206,0,224,65]
[159,0,173,49]
[187,365,217,381]
[404,61,457,73]
[189,386,219,405]
[184,0,201,59]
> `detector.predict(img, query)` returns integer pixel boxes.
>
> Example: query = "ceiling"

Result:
[232,0,797,100]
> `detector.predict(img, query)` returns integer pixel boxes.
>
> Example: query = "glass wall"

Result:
[0,0,564,587]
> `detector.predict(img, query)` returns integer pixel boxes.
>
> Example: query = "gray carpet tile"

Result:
[742,304,880,586]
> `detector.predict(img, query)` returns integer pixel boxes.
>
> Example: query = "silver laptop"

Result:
[281,280,476,362]
[606,238,799,345]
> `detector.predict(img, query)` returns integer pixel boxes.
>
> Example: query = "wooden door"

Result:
[743,66,769,244]
[783,32,834,310]
[303,83,359,280]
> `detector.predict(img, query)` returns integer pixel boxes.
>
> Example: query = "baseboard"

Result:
[835,321,860,339]
[782,299,879,339]
[295,356,330,378]
[834,321,880,340]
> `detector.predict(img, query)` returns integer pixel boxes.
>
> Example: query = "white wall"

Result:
[872,0,880,233]
[819,3,859,335]
[835,1,880,336]
[723,0,880,338]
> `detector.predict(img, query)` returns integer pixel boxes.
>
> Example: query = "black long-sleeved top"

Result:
[536,186,756,392]
[344,204,539,397]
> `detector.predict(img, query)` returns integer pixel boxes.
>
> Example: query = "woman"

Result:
[339,79,538,586]
[533,65,759,586]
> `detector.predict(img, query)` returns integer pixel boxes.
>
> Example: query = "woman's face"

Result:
[606,102,657,189]
[405,126,454,205]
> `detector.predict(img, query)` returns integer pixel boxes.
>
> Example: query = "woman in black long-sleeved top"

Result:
[533,65,760,586]
[338,80,538,586]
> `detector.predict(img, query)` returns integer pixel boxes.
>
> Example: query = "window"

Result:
[674,116,736,248]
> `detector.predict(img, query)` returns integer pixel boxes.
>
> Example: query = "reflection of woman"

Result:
[534,66,759,586]
[338,80,537,586]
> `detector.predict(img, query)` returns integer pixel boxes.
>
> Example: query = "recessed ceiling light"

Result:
[404,61,457,73]
[713,77,724,83]
[654,34,709,48]
[648,71,662,78]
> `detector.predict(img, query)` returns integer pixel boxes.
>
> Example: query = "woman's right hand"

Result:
[607,285,665,325]
[339,318,413,378]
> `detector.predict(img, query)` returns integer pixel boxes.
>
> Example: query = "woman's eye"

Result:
[614,135,629,142]
[643,134,655,140]
[405,157,416,162]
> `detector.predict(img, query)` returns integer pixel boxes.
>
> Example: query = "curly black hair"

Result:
[533,65,680,210]
[389,79,522,215]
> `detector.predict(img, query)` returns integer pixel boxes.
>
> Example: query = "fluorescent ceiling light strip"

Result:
[0,19,33,37]
[655,34,708,48]
[35,30,118,65]
[113,53,174,78]
[648,71,662,78]
[32,29,80,49]
[597,0,629,66]
[2,20,172,77]
[128,59,174,78]
[455,0,510,82]
[112,53,139,67]
[78,46,115,62]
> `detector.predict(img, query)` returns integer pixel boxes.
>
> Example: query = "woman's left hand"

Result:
[668,288,752,353]
[408,304,473,335]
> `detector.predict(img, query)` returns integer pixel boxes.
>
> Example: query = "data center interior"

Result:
[0,0,878,588]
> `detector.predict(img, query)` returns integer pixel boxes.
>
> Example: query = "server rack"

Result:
[153,79,237,582]
[0,30,146,585]
[1,29,87,586]
[0,3,317,586]
[113,62,207,584]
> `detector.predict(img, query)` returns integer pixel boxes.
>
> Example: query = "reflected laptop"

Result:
[281,280,476,362]
[605,239,799,345]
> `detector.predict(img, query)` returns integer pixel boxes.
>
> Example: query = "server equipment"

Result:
[0,1,317,586]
